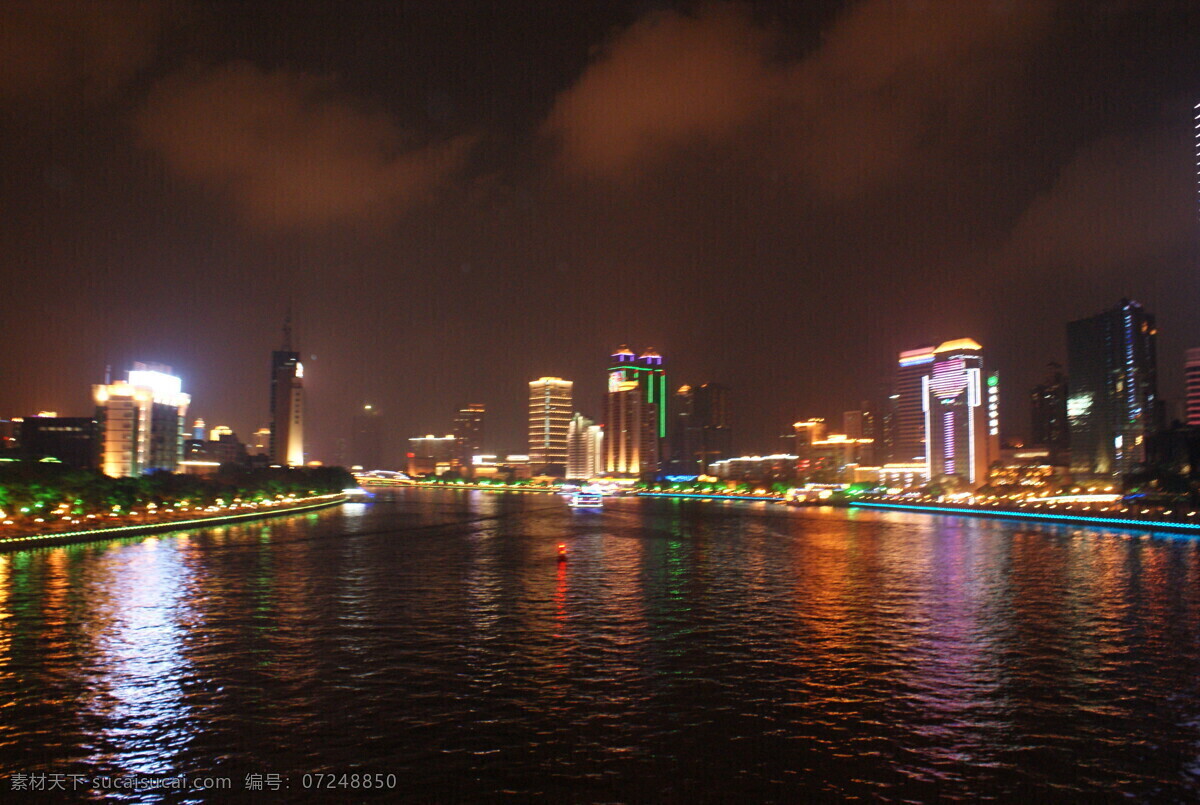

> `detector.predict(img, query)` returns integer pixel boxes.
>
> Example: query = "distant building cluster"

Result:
[4,298,1199,498]
[1,318,305,478]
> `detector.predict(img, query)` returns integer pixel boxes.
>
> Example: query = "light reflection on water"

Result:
[0,490,1199,800]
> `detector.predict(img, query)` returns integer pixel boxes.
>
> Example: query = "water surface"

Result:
[2,488,1199,801]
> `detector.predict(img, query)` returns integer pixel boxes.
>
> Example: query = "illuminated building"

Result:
[453,403,486,469]
[93,362,191,477]
[792,418,827,476]
[251,427,271,455]
[1067,299,1159,476]
[708,454,797,482]
[269,315,304,466]
[989,448,1057,491]
[921,339,998,488]
[878,462,928,490]
[607,346,668,440]
[472,453,534,480]
[209,424,233,442]
[192,417,206,440]
[18,415,99,469]
[891,345,936,463]
[605,374,658,475]
[1030,363,1069,463]
[807,434,875,483]
[528,378,573,473]
[1187,348,1200,425]
[407,434,457,476]
[566,413,604,480]
[0,418,17,452]
[669,383,733,474]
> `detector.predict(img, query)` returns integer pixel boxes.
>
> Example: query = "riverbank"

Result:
[403,481,561,494]
[0,493,346,552]
[850,498,1200,536]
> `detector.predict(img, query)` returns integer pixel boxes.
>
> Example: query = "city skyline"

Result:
[1,2,1199,461]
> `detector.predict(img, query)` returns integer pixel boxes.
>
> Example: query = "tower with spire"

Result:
[269,309,305,466]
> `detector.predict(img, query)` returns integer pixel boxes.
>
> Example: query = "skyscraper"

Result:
[891,345,936,464]
[842,407,875,440]
[350,404,383,469]
[604,376,658,475]
[1186,349,1200,426]
[1030,362,1069,462]
[607,346,668,439]
[566,413,604,480]
[93,362,191,477]
[528,378,573,473]
[1067,299,1159,476]
[269,315,304,466]
[669,383,733,474]
[453,403,486,467]
[921,339,998,488]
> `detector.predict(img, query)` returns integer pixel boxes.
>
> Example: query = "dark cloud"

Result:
[995,129,1194,275]
[542,3,774,177]
[136,62,475,230]
[544,0,1055,198]
[0,0,173,101]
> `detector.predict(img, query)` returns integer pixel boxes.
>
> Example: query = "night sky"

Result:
[2,0,1199,464]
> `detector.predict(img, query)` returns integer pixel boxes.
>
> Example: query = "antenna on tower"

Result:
[1195,101,1200,219]
[282,306,293,352]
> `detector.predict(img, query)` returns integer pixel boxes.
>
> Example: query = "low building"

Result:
[708,454,798,482]
[879,462,928,490]
[18,416,100,469]
[407,434,458,476]
[988,447,1061,492]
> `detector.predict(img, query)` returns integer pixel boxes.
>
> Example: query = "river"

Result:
[2,488,1199,801]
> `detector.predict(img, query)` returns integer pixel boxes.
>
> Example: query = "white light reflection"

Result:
[84,537,199,775]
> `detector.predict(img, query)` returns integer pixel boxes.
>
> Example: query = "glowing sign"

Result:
[128,369,182,396]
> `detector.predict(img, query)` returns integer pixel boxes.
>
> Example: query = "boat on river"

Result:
[567,485,604,509]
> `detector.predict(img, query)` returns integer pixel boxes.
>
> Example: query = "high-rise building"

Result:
[605,377,658,475]
[566,413,604,480]
[921,339,998,488]
[528,378,573,473]
[1030,362,1069,462]
[843,407,875,440]
[1067,299,1159,476]
[93,363,191,477]
[608,346,668,439]
[351,404,384,469]
[669,383,733,475]
[192,417,206,440]
[1186,348,1200,426]
[269,315,304,466]
[453,403,486,468]
[605,346,665,475]
[891,345,936,463]
[209,424,233,442]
